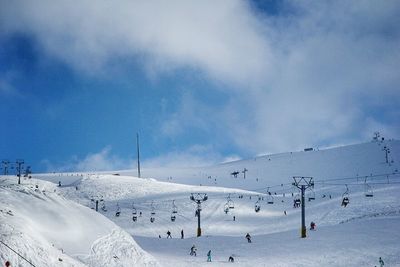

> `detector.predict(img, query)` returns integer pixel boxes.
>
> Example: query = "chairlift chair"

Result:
[101,200,107,212]
[308,189,316,201]
[341,185,350,207]
[150,201,156,223]
[172,200,178,214]
[132,202,138,221]
[115,203,121,217]
[266,188,274,204]
[255,201,261,213]
[227,196,235,209]
[267,195,274,204]
[365,183,374,197]
[224,203,230,214]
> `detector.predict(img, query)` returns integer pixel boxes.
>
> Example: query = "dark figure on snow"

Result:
[58,181,61,187]
[5,261,11,267]
[181,229,184,239]
[245,233,252,243]
[284,210,287,215]
[207,250,212,262]
[233,216,236,221]
[228,255,234,262]
[190,245,197,256]
[379,257,384,267]
[310,221,316,230]
[167,230,172,238]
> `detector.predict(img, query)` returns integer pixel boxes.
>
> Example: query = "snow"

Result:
[1,139,400,266]
[0,178,159,267]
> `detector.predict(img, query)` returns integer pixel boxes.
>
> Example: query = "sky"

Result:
[0,0,399,173]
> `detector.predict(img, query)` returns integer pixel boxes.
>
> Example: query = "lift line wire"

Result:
[125,174,400,208]
[0,240,36,267]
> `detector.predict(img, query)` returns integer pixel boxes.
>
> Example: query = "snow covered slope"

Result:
[0,177,159,267]
[140,139,400,190]
[2,140,400,266]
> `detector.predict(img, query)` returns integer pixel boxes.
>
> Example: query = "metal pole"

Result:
[292,176,313,238]
[16,160,24,185]
[137,133,141,178]
[197,202,201,237]
[301,185,306,238]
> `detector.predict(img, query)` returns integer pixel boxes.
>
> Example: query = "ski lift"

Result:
[266,188,274,204]
[255,200,261,212]
[341,184,350,207]
[267,195,274,204]
[172,200,178,214]
[364,182,374,197]
[150,201,156,223]
[100,200,107,212]
[224,203,230,214]
[227,195,235,209]
[132,202,138,222]
[171,200,178,222]
[115,203,121,217]
[308,189,316,201]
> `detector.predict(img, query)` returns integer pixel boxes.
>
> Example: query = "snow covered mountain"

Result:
[1,139,399,266]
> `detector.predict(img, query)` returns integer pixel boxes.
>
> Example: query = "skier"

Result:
[190,245,197,256]
[233,216,236,221]
[207,250,212,262]
[181,229,184,239]
[228,255,234,262]
[166,230,172,238]
[5,261,11,267]
[284,210,287,215]
[310,221,316,230]
[379,257,384,267]
[58,181,61,187]
[245,233,252,243]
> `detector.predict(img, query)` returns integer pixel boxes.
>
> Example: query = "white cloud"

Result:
[0,0,270,88]
[2,0,399,156]
[42,147,134,172]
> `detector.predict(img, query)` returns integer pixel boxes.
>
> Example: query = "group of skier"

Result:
[187,233,253,262]
[163,229,185,239]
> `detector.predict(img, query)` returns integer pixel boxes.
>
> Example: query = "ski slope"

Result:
[1,139,400,266]
[0,178,158,267]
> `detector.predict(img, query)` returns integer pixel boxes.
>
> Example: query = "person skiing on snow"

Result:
[228,255,234,262]
[207,250,212,262]
[190,245,197,256]
[245,233,252,243]
[166,230,172,238]
[5,261,11,267]
[181,229,184,239]
[310,221,316,230]
[379,257,384,267]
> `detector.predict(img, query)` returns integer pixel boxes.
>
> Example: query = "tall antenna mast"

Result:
[137,132,141,178]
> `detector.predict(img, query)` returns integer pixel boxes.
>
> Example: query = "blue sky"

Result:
[1,0,399,172]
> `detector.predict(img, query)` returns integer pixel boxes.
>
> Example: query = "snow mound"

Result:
[0,177,159,267]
